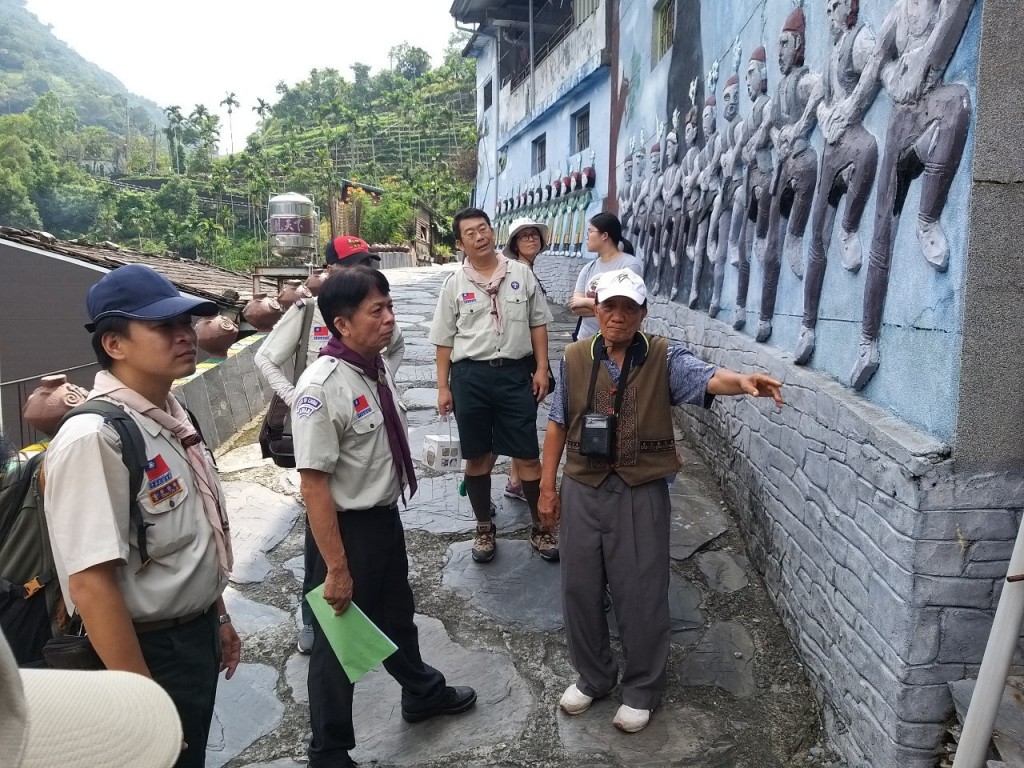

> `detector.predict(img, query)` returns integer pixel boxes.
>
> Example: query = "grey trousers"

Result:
[560,473,671,710]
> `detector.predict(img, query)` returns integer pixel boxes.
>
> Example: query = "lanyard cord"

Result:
[585,340,635,417]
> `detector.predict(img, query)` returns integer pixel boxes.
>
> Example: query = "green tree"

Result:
[220,91,240,154]
[0,166,42,228]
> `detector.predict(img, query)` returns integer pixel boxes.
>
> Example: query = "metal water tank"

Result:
[268,192,317,261]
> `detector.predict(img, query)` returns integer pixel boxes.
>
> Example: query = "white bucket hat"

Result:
[0,634,183,768]
[595,268,649,305]
[503,217,550,260]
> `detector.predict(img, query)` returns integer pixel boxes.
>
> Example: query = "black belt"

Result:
[337,502,399,513]
[133,608,208,634]
[456,357,528,367]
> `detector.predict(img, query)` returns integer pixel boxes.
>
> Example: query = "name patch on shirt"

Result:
[353,394,374,418]
[145,455,172,490]
[295,395,323,418]
[312,325,330,341]
[149,478,183,505]
[461,291,477,304]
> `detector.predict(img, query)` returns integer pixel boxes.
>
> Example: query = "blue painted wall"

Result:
[469,37,611,244]
[612,0,982,441]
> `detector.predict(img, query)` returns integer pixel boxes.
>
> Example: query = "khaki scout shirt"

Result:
[256,298,406,405]
[428,258,552,363]
[44,400,227,622]
[292,355,407,510]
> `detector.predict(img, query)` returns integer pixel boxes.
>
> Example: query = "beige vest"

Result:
[564,334,679,487]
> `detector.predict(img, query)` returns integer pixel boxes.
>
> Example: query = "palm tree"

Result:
[163,105,184,173]
[220,91,240,155]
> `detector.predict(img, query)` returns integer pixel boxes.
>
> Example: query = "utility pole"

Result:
[151,125,158,173]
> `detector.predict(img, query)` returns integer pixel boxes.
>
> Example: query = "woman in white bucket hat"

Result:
[501,217,552,503]
[502,217,550,269]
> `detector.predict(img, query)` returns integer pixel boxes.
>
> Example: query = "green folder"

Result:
[305,584,398,682]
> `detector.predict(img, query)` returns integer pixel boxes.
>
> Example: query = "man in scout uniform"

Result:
[429,207,557,564]
[539,268,783,734]
[44,264,240,768]
[292,266,476,768]
[256,234,405,653]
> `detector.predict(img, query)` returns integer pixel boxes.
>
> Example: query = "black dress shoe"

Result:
[401,685,477,723]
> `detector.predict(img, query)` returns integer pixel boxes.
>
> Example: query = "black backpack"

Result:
[0,401,148,666]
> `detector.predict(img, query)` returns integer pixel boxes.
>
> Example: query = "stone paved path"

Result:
[205,264,837,767]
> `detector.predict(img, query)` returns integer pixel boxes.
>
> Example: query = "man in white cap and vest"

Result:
[44,264,240,768]
[539,268,783,734]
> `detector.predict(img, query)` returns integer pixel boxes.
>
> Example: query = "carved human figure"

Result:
[618,146,636,234]
[643,134,668,285]
[669,110,702,300]
[794,0,879,365]
[654,115,685,295]
[732,47,774,331]
[629,138,649,265]
[707,74,744,317]
[847,0,975,389]
[686,96,721,308]
[754,6,822,343]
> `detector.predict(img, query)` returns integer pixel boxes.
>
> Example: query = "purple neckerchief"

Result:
[320,336,417,499]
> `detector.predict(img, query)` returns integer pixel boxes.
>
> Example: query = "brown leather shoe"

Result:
[530,526,559,562]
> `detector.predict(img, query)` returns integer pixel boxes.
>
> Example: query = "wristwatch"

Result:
[218,613,232,626]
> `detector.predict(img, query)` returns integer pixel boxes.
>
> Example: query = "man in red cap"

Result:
[256,234,405,654]
[754,5,822,343]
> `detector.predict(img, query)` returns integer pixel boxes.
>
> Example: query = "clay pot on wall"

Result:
[243,294,283,332]
[22,374,89,437]
[304,270,328,296]
[277,280,312,311]
[196,315,239,358]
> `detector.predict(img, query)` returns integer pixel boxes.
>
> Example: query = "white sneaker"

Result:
[613,704,651,733]
[559,683,594,715]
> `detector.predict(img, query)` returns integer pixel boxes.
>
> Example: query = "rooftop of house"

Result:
[0,227,279,313]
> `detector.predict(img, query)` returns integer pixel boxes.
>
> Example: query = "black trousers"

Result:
[302,517,320,625]
[138,607,220,768]
[307,504,446,767]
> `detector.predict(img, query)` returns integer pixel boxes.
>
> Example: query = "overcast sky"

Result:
[24,0,462,149]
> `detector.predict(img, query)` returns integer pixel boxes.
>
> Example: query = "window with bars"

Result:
[652,0,675,63]
[532,134,547,174]
[572,106,590,153]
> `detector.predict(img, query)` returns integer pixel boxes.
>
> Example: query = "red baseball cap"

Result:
[325,236,379,266]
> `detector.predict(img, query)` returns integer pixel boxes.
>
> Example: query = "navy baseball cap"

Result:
[85,264,219,332]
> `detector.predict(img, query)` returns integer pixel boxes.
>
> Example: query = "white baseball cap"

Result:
[595,269,648,306]
[0,633,183,768]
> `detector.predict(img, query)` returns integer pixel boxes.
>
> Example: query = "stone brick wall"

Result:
[175,336,272,451]
[661,301,1024,766]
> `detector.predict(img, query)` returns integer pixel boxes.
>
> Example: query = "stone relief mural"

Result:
[615,0,977,391]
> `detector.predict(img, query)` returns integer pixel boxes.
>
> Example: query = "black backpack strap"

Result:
[57,402,151,569]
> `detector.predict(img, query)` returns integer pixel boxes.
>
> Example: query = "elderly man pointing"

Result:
[539,269,783,734]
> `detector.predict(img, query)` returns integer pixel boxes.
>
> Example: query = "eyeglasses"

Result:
[518,231,541,240]
[460,225,492,239]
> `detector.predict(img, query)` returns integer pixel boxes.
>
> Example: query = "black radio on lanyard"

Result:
[579,340,636,462]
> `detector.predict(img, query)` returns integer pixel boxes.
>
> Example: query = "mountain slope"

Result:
[0,0,164,131]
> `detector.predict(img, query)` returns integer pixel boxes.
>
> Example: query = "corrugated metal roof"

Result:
[0,227,278,311]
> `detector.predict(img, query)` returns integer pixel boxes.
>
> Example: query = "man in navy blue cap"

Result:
[45,264,241,768]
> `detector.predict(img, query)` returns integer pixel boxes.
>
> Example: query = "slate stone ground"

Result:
[206,264,845,768]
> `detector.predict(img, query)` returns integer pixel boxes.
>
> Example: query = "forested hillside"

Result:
[0,0,163,130]
[0,8,477,269]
